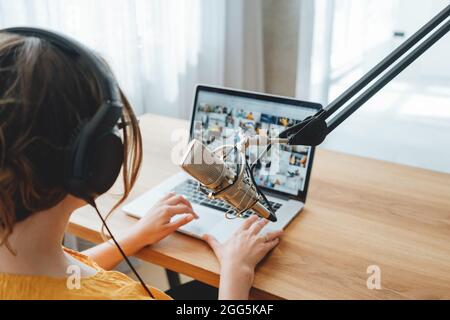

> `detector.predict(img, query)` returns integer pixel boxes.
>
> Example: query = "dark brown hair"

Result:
[0,33,142,247]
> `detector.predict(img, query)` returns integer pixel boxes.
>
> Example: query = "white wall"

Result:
[394,0,450,81]
[315,0,450,174]
[262,0,301,97]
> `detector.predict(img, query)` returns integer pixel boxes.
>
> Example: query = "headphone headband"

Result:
[2,27,121,103]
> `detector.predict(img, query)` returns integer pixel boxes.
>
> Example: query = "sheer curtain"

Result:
[0,0,264,119]
[295,0,450,173]
[296,0,396,104]
[296,0,334,104]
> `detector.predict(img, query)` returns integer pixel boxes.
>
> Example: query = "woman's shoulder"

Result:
[63,247,102,270]
[0,248,171,300]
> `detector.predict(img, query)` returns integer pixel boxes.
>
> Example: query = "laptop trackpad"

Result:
[209,218,245,243]
[178,204,224,237]
[206,217,283,244]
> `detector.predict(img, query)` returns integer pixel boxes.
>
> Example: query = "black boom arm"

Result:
[281,4,450,146]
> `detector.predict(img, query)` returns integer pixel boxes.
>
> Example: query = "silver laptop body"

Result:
[123,86,321,243]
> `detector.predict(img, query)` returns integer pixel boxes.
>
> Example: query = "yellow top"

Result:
[0,248,172,300]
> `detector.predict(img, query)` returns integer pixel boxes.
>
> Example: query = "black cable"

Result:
[88,199,155,299]
[250,144,272,171]
[245,157,275,217]
[247,143,275,216]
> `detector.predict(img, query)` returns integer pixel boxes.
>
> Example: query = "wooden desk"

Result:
[68,114,450,300]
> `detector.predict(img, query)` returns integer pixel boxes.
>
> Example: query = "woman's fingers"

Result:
[239,215,259,231]
[263,238,280,252]
[203,234,221,256]
[158,192,176,204]
[167,214,195,231]
[163,204,196,218]
[263,230,283,242]
[249,218,269,235]
[163,194,195,214]
[164,194,192,207]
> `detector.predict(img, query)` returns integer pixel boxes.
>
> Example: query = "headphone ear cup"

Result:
[65,121,90,198]
[65,122,124,200]
[87,130,124,195]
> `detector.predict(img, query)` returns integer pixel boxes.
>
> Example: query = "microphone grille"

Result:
[181,140,231,189]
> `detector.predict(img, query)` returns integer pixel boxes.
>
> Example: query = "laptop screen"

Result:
[190,86,321,200]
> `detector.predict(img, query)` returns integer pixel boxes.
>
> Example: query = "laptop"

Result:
[123,85,321,243]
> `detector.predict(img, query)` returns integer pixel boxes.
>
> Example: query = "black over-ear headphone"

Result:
[1,27,155,298]
[2,27,124,202]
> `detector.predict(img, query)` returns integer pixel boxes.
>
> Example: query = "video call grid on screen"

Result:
[192,90,317,196]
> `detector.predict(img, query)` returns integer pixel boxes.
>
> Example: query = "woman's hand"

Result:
[83,193,197,270]
[131,192,198,247]
[203,215,283,300]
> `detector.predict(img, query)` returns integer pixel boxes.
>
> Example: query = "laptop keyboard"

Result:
[172,179,283,218]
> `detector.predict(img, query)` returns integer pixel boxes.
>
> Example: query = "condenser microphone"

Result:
[180,139,277,222]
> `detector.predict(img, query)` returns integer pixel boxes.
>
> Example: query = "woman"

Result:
[0,32,282,300]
